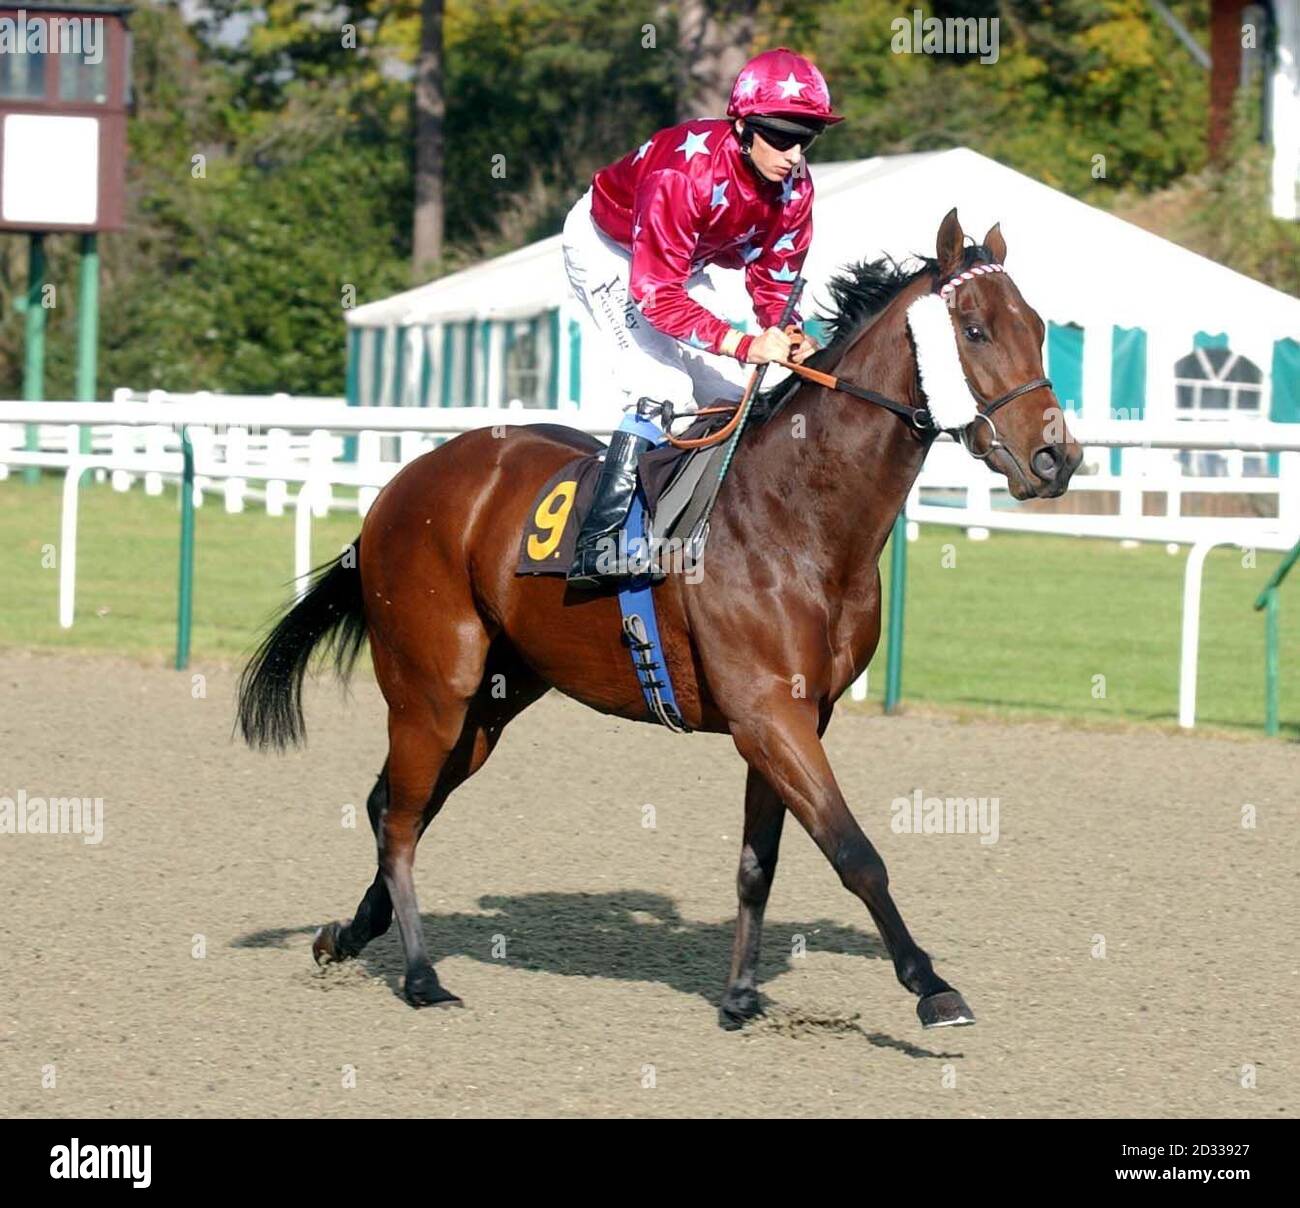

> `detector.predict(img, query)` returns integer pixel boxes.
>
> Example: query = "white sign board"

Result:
[2,113,99,226]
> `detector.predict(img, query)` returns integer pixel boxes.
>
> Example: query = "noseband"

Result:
[780,262,1052,463]
[958,375,1052,461]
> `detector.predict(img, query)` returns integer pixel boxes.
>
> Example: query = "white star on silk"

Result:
[768,263,798,283]
[776,72,806,99]
[710,180,729,211]
[740,243,762,264]
[772,229,798,253]
[676,130,710,161]
[634,138,653,162]
[730,224,758,245]
[780,176,803,205]
[736,72,759,99]
[685,329,711,349]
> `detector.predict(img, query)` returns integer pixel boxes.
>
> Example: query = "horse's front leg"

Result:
[729,698,974,1028]
[718,768,786,1029]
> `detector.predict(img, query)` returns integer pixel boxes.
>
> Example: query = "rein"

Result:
[664,262,1052,463]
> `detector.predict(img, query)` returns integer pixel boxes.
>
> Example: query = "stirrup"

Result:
[567,539,666,589]
[566,543,622,589]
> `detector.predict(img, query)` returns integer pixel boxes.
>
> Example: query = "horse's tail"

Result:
[237,538,368,751]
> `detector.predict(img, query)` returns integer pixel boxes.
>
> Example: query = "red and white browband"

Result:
[938,261,1005,303]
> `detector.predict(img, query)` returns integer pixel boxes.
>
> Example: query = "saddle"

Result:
[515,409,733,576]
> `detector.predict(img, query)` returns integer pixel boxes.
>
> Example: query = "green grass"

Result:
[1,475,1296,736]
[899,524,1298,737]
[0,476,361,663]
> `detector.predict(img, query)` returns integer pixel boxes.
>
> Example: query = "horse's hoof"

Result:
[404,968,463,1009]
[312,922,345,966]
[917,990,976,1028]
[718,986,763,1031]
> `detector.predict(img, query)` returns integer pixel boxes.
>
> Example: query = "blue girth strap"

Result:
[613,407,690,733]
[617,492,690,733]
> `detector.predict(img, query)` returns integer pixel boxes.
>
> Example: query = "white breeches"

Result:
[561,186,749,416]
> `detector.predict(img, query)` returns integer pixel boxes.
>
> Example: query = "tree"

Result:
[412,0,446,275]
[802,0,1207,199]
[676,0,758,121]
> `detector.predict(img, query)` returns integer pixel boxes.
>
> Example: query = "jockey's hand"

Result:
[787,327,821,365]
[746,326,792,365]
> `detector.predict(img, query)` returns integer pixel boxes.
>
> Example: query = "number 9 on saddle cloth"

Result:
[515,397,728,585]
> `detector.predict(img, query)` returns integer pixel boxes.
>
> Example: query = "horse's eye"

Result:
[963,324,986,342]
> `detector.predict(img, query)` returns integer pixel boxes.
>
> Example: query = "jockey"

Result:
[561,46,843,589]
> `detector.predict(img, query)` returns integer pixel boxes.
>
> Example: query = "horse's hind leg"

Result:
[385,642,550,1006]
[382,689,472,1007]
[312,767,393,963]
[314,641,548,1001]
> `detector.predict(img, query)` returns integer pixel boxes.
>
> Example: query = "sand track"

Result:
[1,649,1295,1117]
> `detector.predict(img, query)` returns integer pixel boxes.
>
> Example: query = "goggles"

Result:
[745,117,823,153]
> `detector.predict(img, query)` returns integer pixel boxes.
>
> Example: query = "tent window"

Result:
[504,320,537,406]
[1173,346,1268,476]
[547,310,560,407]
[440,325,454,407]
[462,321,475,406]
[568,318,582,404]
[503,315,554,408]
[345,327,361,407]
[444,323,469,406]
[1047,321,1083,413]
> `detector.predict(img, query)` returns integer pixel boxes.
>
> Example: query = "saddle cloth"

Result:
[515,411,731,576]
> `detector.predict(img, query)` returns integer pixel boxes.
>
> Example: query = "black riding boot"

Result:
[566,427,654,590]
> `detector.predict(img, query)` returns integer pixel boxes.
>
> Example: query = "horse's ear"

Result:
[936,208,964,277]
[983,223,1007,265]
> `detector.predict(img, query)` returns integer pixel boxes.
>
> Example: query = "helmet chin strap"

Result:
[734,121,766,188]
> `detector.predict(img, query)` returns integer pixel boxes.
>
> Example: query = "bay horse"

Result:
[238,210,1081,1030]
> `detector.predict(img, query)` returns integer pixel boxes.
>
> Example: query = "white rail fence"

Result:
[0,389,611,518]
[1,394,1296,730]
[7,392,1297,540]
[912,436,1300,547]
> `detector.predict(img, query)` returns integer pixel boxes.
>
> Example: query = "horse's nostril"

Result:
[1031,447,1059,479]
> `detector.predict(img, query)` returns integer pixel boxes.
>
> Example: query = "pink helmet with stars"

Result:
[727,47,844,126]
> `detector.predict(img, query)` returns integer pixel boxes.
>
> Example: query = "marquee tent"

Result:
[344,146,1300,440]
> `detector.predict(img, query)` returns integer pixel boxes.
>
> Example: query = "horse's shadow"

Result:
[237,891,959,1057]
[236,888,886,1004]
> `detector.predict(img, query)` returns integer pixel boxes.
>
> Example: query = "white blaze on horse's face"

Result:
[905,293,979,431]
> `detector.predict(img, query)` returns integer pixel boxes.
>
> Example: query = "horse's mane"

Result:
[748,242,996,426]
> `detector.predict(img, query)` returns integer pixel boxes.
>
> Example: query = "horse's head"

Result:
[912,209,1082,500]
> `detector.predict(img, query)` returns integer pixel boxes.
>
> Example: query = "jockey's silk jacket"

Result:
[589,118,813,356]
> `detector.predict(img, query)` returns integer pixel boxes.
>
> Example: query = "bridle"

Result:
[661,261,1053,472]
[775,261,1053,465]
